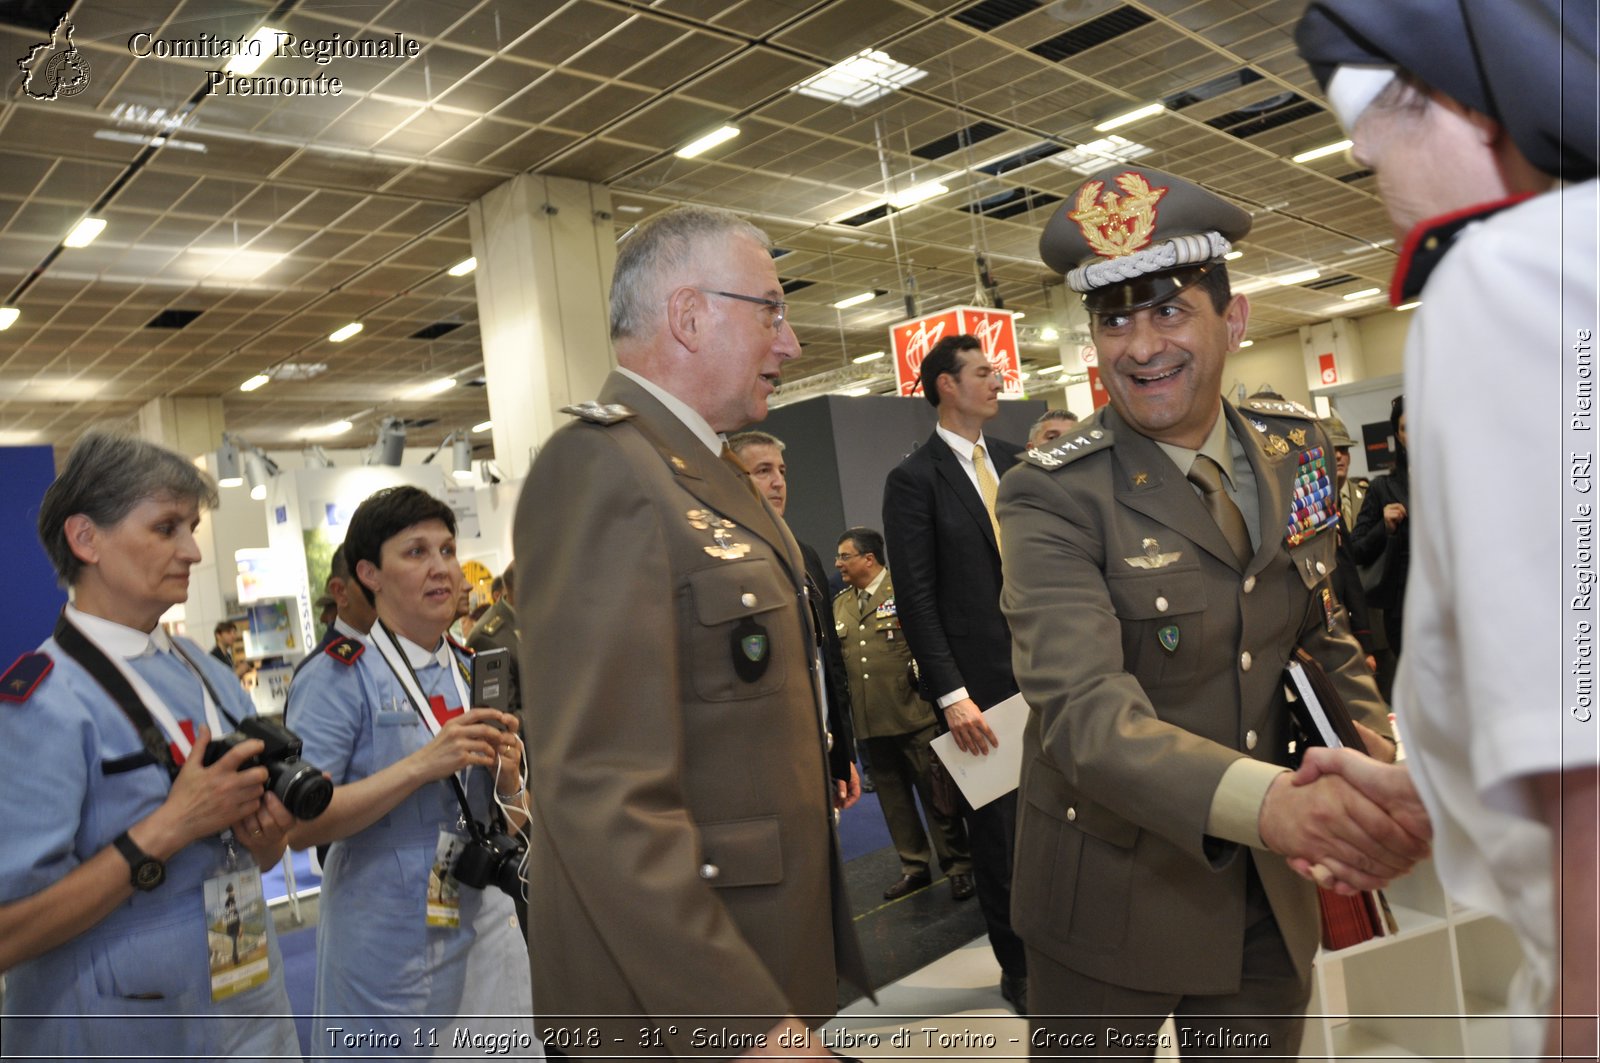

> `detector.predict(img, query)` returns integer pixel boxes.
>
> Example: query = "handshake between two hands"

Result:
[1260,722,1433,896]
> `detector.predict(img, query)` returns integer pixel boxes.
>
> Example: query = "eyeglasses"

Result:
[835,552,861,562]
[698,289,788,330]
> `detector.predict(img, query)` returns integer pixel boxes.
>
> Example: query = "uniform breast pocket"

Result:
[1287,531,1337,591]
[1106,566,1207,687]
[685,559,791,702]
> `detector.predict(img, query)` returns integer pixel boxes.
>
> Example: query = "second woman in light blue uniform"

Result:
[286,486,536,1059]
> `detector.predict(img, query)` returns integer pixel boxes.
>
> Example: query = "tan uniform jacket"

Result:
[515,372,866,1056]
[832,573,937,739]
[998,399,1389,996]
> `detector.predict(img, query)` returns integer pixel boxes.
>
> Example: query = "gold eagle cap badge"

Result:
[1068,171,1169,259]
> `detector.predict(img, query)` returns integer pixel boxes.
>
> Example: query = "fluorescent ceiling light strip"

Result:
[1037,364,1065,375]
[1094,102,1164,132]
[0,308,18,330]
[852,351,885,363]
[1342,287,1382,301]
[887,180,948,209]
[472,420,493,433]
[239,374,270,392]
[1291,139,1353,163]
[1273,269,1322,286]
[1396,301,1421,311]
[329,322,363,342]
[64,217,106,247]
[224,27,281,77]
[833,291,877,310]
[447,257,476,277]
[675,124,740,159]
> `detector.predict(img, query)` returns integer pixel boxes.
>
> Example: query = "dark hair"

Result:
[37,430,219,587]
[1390,393,1406,435]
[501,561,516,598]
[469,603,490,622]
[343,486,457,605]
[918,335,982,408]
[327,543,351,585]
[837,526,885,566]
[1194,262,1233,315]
[214,620,237,637]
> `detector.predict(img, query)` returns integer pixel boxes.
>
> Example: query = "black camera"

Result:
[452,829,526,899]
[203,716,333,821]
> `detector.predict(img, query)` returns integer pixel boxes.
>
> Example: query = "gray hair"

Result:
[1029,408,1079,438]
[37,431,219,586]
[726,430,785,458]
[609,206,771,341]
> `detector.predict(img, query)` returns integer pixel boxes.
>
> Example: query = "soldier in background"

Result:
[467,562,521,719]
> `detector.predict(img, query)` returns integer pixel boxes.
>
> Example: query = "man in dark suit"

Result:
[728,430,860,809]
[881,333,1028,1014]
[516,206,867,1054]
[294,545,375,678]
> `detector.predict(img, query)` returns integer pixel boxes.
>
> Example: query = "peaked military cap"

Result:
[1040,164,1253,314]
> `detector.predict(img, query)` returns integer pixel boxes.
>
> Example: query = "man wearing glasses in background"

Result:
[516,206,868,1056]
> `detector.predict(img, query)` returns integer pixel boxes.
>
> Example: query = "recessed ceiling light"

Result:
[329,322,363,342]
[1049,135,1153,175]
[675,124,740,159]
[1040,326,1060,342]
[0,430,41,445]
[887,180,948,209]
[447,257,477,277]
[187,248,283,281]
[1094,102,1164,132]
[0,308,18,330]
[64,217,106,248]
[1291,139,1354,164]
[1011,312,1026,320]
[1224,250,1244,261]
[1239,339,1255,348]
[225,27,281,77]
[1342,287,1383,301]
[852,351,885,363]
[840,386,872,397]
[833,291,878,310]
[1396,300,1421,311]
[472,420,493,433]
[790,49,928,107]
[239,374,270,392]
[306,419,353,438]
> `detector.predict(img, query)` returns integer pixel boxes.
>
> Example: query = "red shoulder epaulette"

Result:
[324,636,365,665]
[0,652,53,703]
[447,635,472,656]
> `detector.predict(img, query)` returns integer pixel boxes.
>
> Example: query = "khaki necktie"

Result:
[1187,455,1252,568]
[857,588,871,618]
[973,443,1002,548]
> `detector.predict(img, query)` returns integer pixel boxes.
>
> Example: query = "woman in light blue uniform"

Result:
[286,486,536,1059]
[0,432,302,1061]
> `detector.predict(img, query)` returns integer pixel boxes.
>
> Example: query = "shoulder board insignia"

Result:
[0,652,52,703]
[447,635,471,656]
[480,614,504,636]
[1022,426,1114,471]
[1242,397,1316,420]
[562,401,636,425]
[324,636,365,665]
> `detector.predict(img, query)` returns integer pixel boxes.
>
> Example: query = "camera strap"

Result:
[366,620,490,843]
[53,608,231,780]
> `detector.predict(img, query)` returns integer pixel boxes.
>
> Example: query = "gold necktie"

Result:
[973,443,1002,548]
[1187,455,1252,568]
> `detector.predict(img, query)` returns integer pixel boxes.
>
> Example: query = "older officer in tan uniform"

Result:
[515,206,867,1058]
[998,166,1430,1055]
[831,527,974,902]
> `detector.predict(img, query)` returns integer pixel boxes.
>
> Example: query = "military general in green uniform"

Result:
[998,165,1431,1054]
[831,527,974,902]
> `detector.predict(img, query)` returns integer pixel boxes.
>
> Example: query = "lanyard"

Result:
[53,610,233,778]
[366,620,472,738]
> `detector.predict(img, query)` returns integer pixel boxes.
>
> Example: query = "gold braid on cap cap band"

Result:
[1067,231,1233,293]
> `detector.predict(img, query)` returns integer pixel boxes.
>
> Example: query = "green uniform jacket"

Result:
[515,372,867,1054]
[832,572,937,739]
[998,399,1389,996]
[465,596,520,715]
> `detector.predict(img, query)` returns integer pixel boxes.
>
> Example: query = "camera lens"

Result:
[270,760,333,820]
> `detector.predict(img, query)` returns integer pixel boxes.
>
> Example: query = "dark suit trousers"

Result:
[972,788,1026,977]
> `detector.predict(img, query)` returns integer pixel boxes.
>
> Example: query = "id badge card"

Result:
[204,864,271,1001]
[427,829,464,928]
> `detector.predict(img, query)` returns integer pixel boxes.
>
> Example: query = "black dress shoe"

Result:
[1000,972,1028,1017]
[949,872,976,900]
[882,872,931,900]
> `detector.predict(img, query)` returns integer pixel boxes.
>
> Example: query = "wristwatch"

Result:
[113,831,165,891]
